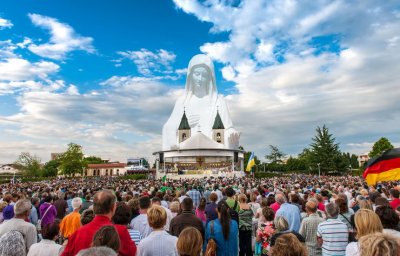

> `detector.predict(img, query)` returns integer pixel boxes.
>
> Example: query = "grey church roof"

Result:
[212,111,225,129]
[178,111,190,130]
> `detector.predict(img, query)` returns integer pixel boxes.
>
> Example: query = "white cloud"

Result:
[175,0,400,157]
[16,38,33,49]
[0,57,60,94]
[0,77,183,163]
[0,40,18,58]
[116,48,176,76]
[1,0,400,164]
[0,17,13,29]
[27,13,95,60]
[66,85,79,95]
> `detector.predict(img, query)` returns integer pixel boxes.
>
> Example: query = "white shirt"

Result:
[345,242,359,256]
[0,218,37,252]
[212,190,223,203]
[178,195,187,203]
[137,230,178,256]
[130,214,152,238]
[27,239,62,256]
[162,206,173,231]
[384,229,400,239]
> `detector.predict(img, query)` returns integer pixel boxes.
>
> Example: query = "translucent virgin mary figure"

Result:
[162,54,240,150]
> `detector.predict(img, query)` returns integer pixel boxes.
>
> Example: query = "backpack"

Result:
[228,200,239,224]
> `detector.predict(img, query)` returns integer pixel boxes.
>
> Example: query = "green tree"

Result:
[309,125,341,174]
[286,157,307,172]
[265,162,286,172]
[14,152,42,177]
[369,137,394,158]
[59,143,87,176]
[338,152,360,170]
[84,156,105,164]
[265,145,286,164]
[42,160,60,177]
[298,148,313,171]
[350,154,359,169]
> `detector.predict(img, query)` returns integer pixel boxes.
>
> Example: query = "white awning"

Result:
[179,131,224,150]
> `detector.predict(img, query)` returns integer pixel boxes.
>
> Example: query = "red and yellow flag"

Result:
[363,148,400,185]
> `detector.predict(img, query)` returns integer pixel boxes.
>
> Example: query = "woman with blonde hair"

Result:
[169,201,180,218]
[345,209,383,256]
[359,232,400,256]
[137,205,178,256]
[177,227,202,256]
[358,199,373,210]
[269,233,307,256]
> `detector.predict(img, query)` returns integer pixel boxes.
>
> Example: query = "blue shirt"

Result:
[276,203,301,232]
[187,189,201,208]
[205,202,218,222]
[67,199,73,213]
[29,206,38,225]
[205,219,238,256]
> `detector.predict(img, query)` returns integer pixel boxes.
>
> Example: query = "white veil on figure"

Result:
[184,54,218,107]
[162,54,240,150]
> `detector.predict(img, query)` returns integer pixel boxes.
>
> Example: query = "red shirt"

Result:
[390,198,400,210]
[270,202,281,213]
[318,202,325,212]
[61,215,136,256]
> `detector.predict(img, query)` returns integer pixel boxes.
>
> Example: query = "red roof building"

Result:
[85,163,127,176]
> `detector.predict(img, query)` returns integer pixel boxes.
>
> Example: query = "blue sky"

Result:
[0,0,400,163]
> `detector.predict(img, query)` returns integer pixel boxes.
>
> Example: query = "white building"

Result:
[0,164,21,175]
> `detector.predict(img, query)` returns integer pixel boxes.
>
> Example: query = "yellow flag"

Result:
[246,152,255,172]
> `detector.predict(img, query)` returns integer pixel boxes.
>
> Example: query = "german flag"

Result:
[363,148,400,185]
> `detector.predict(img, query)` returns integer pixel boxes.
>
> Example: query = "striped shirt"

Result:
[137,230,178,256]
[317,218,348,256]
[128,229,142,246]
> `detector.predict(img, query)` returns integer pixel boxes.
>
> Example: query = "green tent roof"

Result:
[178,111,190,130]
[212,111,225,129]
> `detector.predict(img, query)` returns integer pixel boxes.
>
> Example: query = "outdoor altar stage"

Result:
[153,147,245,179]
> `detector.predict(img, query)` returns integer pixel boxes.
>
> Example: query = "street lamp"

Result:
[317,163,321,177]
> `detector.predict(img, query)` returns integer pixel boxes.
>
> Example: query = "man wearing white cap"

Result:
[60,197,82,240]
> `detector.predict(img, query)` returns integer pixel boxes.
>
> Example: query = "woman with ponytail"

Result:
[204,201,238,256]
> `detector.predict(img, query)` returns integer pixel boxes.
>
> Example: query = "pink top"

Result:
[196,208,206,223]
[270,202,281,213]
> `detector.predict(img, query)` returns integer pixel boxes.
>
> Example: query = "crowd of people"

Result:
[0,174,399,256]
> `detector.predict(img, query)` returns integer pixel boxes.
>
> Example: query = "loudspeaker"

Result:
[234,152,238,163]
[159,153,164,163]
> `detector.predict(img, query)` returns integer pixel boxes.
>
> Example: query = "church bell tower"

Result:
[178,110,191,143]
[212,110,225,144]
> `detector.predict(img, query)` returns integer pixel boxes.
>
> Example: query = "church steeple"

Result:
[178,109,191,143]
[178,109,190,130]
[212,110,225,129]
[212,109,225,144]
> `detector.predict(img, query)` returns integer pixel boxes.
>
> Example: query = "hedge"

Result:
[118,174,147,180]
[253,172,282,179]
